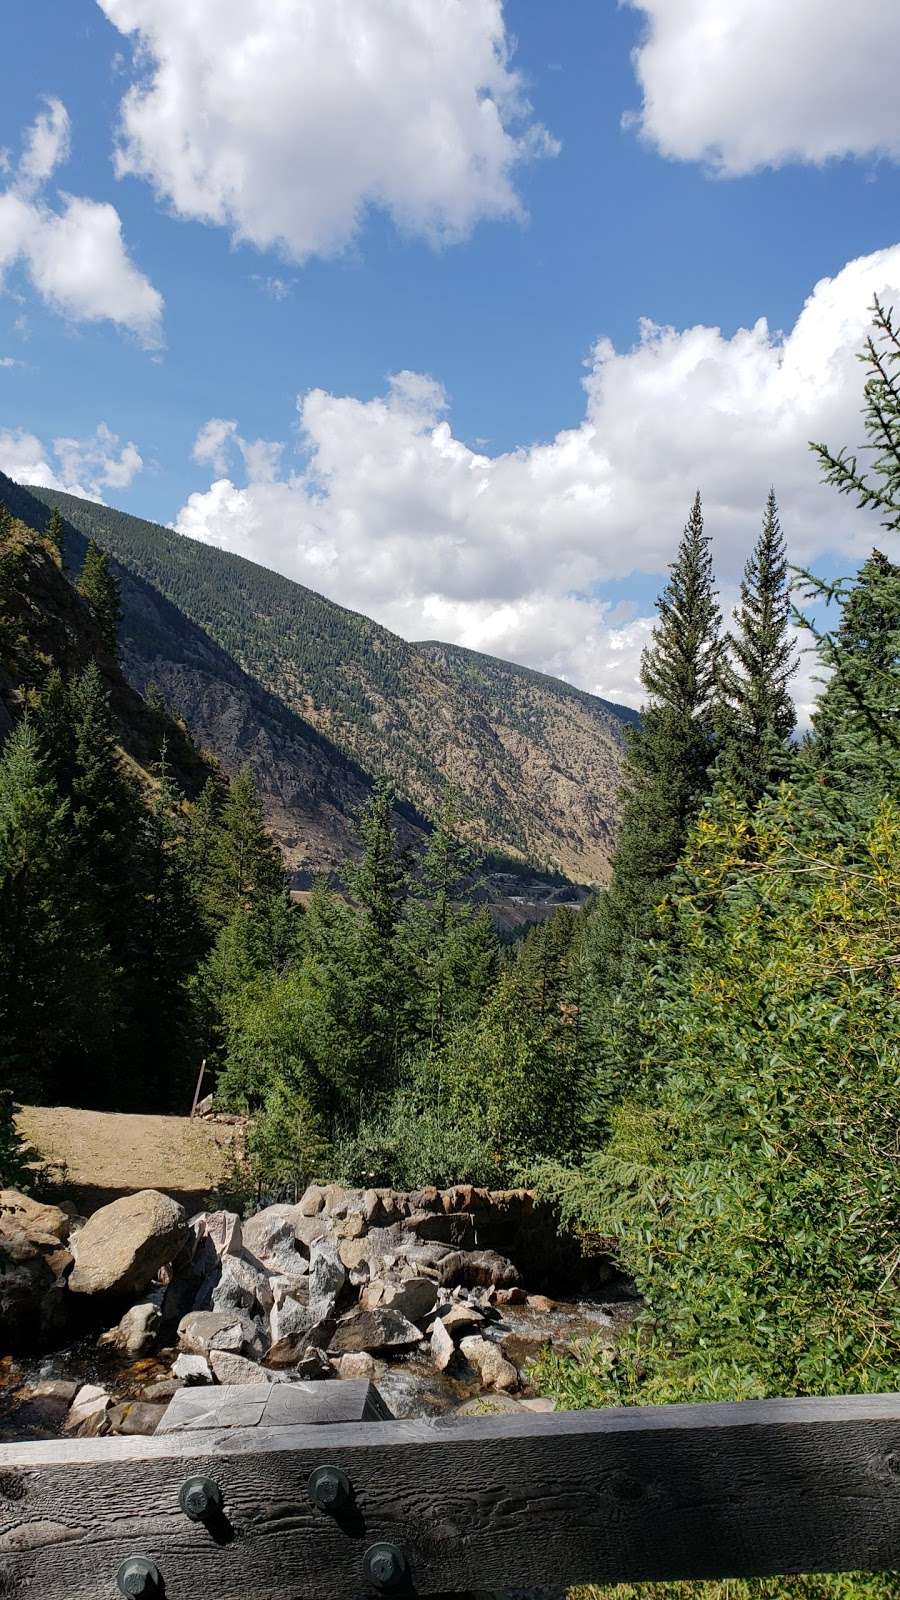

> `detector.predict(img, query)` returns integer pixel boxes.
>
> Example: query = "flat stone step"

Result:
[156,1378,392,1433]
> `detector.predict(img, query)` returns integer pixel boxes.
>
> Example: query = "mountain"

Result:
[3,475,637,881]
[0,513,208,804]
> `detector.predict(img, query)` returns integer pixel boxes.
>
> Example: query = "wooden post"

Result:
[1,1391,899,1596]
[189,1059,206,1119]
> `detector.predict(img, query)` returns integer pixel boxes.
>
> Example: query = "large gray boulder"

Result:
[309,1242,347,1320]
[177,1309,266,1359]
[68,1191,188,1296]
[460,1335,518,1392]
[99,1302,161,1356]
[329,1308,422,1356]
[361,1276,437,1323]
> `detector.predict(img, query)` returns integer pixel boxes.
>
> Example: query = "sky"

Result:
[2,0,900,716]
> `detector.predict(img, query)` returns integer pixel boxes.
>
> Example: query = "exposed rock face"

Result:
[68,1191,188,1296]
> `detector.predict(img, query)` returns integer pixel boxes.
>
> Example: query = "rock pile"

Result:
[1,1182,617,1439]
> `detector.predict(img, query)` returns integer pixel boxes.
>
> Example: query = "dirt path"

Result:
[15,1105,244,1216]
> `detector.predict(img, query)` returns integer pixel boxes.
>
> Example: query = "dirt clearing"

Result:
[15,1105,244,1216]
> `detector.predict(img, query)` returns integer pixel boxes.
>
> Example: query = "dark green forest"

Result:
[1,306,899,1599]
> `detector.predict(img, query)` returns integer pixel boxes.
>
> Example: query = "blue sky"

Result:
[2,0,899,709]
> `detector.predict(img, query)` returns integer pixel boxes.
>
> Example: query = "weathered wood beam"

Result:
[1,1392,899,1597]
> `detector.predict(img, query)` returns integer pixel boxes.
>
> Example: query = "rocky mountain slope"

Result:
[3,475,637,880]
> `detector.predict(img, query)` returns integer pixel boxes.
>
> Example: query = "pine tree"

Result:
[77,539,121,655]
[798,550,900,822]
[46,506,64,561]
[0,501,12,542]
[0,718,72,1093]
[212,765,286,918]
[588,492,722,985]
[717,490,797,806]
[348,778,410,1087]
[402,791,496,1048]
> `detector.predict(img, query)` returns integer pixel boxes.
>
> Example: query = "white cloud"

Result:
[0,356,24,369]
[625,0,900,174]
[0,422,143,501]
[174,244,900,712]
[97,0,557,260]
[0,98,163,345]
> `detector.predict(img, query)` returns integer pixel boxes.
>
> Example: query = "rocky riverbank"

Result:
[0,1183,635,1439]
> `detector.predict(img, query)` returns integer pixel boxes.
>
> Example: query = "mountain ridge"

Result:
[3,474,635,881]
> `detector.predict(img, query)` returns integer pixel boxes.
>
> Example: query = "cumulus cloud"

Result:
[0,98,163,345]
[97,0,557,260]
[174,244,900,711]
[0,422,143,501]
[625,0,900,174]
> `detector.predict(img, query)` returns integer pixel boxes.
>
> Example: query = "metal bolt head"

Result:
[364,1542,407,1590]
[116,1556,161,1597]
[308,1464,352,1512]
[179,1475,223,1521]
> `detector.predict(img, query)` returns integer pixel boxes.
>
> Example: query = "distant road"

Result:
[15,1105,243,1216]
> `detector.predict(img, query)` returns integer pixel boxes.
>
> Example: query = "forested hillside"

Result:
[6,477,636,881]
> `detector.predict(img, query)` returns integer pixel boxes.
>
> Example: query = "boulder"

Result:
[195,1210,243,1258]
[526,1294,556,1312]
[435,1249,519,1291]
[336,1351,377,1379]
[404,1211,476,1248]
[363,1277,437,1323]
[30,1378,80,1403]
[298,1184,326,1216]
[460,1335,518,1392]
[0,1189,75,1349]
[107,1401,167,1436]
[329,1309,422,1356]
[494,1286,527,1306]
[430,1318,455,1372]
[99,1302,161,1357]
[309,1242,347,1320]
[0,1189,72,1251]
[142,1378,181,1402]
[437,1302,483,1338]
[68,1191,188,1296]
[500,1332,552,1371]
[206,1252,274,1317]
[267,1296,333,1366]
[294,1214,331,1251]
[240,1206,298,1261]
[177,1309,266,1359]
[172,1353,213,1384]
[209,1350,279,1385]
[65,1384,111,1436]
[293,1348,334,1380]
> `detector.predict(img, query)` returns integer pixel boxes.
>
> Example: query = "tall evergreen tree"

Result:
[402,791,497,1048]
[588,492,722,985]
[0,718,72,1093]
[348,778,409,1087]
[77,539,121,655]
[717,490,797,806]
[212,764,285,918]
[0,501,12,542]
[46,506,64,561]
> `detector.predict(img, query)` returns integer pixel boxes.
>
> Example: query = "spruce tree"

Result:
[588,492,722,984]
[46,506,64,561]
[212,765,286,917]
[77,539,121,655]
[0,718,72,1093]
[717,490,797,806]
[348,778,410,1087]
[402,791,497,1048]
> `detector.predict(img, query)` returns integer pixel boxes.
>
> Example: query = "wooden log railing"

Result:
[1,1383,899,1598]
